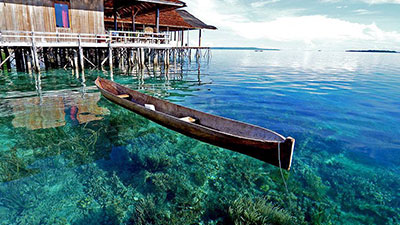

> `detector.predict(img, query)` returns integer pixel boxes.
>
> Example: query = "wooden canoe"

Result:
[95,77,295,170]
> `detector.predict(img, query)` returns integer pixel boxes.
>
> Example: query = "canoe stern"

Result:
[281,137,295,170]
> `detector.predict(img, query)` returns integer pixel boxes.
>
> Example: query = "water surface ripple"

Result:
[0,50,399,224]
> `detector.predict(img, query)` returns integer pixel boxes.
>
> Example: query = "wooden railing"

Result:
[0,30,171,46]
[109,30,170,45]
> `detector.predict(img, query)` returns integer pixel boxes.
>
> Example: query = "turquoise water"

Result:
[0,50,399,224]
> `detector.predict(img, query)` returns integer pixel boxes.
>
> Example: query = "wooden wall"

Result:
[0,0,105,34]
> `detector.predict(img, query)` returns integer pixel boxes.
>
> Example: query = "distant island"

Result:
[211,47,280,51]
[346,50,399,53]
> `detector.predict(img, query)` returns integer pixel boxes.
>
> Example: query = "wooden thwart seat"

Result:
[180,116,197,123]
[117,94,130,99]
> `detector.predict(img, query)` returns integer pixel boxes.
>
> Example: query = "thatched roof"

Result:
[176,10,217,30]
[105,9,216,31]
[104,0,186,18]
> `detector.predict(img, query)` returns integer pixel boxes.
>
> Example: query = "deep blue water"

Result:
[0,50,399,224]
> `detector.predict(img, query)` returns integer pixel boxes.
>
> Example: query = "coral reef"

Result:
[0,68,399,225]
[228,197,294,225]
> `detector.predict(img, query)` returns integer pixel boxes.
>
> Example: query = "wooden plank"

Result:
[1,1,105,35]
[0,3,4,31]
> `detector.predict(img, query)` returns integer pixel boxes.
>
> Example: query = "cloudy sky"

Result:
[184,0,400,50]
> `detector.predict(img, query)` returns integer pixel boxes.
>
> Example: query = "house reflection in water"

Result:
[9,92,110,130]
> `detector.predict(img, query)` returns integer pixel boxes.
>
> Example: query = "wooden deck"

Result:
[0,30,210,73]
[0,30,175,48]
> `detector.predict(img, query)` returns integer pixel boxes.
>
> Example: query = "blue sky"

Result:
[184,0,400,50]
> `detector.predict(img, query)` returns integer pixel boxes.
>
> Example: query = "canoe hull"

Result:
[96,78,295,170]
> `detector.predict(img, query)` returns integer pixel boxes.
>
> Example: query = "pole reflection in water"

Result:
[110,68,114,81]
[8,70,109,130]
[197,61,201,85]
[34,72,43,104]
[80,71,87,96]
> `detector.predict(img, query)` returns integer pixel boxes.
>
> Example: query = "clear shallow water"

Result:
[0,50,399,224]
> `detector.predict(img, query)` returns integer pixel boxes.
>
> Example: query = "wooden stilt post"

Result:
[129,49,133,68]
[95,48,100,67]
[3,47,11,71]
[43,48,49,70]
[154,50,158,67]
[19,48,25,72]
[14,48,22,71]
[0,48,3,71]
[140,48,144,69]
[109,33,113,70]
[174,49,177,68]
[69,51,74,70]
[166,49,170,67]
[78,34,84,71]
[121,48,126,70]
[26,51,32,73]
[56,48,61,67]
[148,48,151,66]
[31,45,40,73]
[73,50,79,71]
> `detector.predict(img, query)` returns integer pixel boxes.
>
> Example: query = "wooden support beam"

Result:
[83,56,96,68]
[155,8,160,33]
[3,47,11,71]
[199,29,202,47]
[0,55,11,68]
[187,29,190,47]
[181,30,184,47]
[132,7,136,32]
[114,9,118,31]
[101,55,109,66]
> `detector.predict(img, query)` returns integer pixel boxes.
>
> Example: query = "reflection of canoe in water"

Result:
[95,77,295,170]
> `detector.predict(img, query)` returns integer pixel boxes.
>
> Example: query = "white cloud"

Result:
[360,0,400,4]
[353,9,377,14]
[320,0,342,3]
[228,15,400,44]
[184,0,400,49]
[322,0,400,3]
[251,0,281,8]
